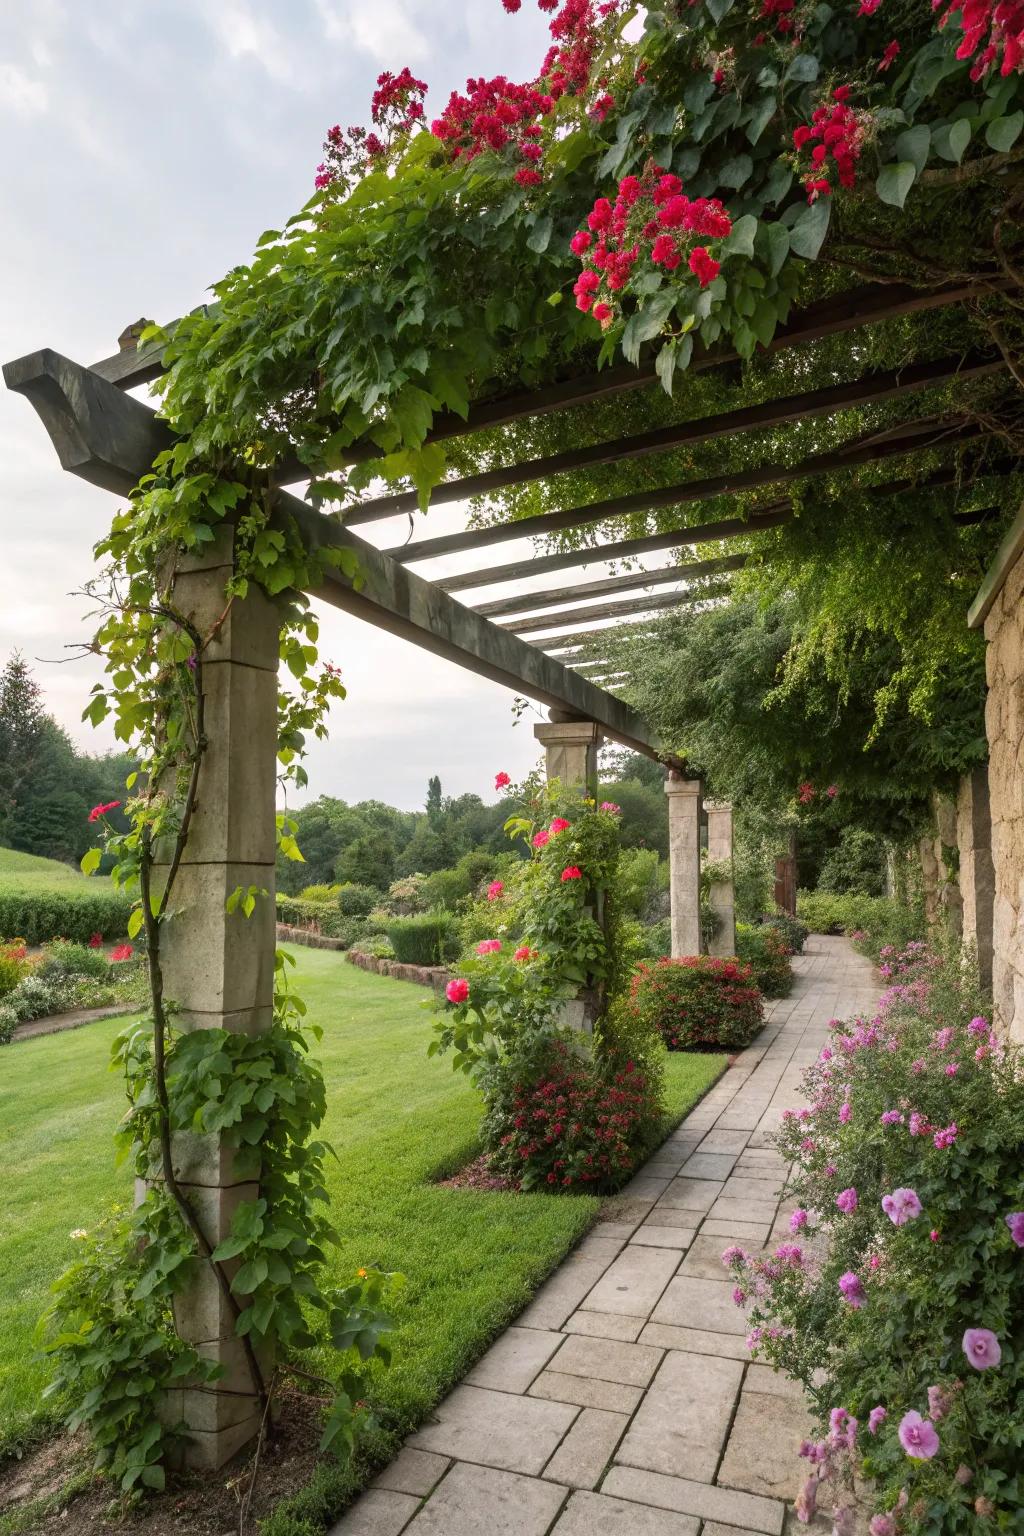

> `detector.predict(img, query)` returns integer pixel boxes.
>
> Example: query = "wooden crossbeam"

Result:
[92,280,1002,467]
[388,418,988,565]
[345,352,1000,524]
[471,553,747,619]
[2,349,670,762]
[501,586,729,636]
[534,623,660,651]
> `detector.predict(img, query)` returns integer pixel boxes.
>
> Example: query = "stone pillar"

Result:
[665,772,702,957]
[154,530,279,1467]
[932,792,964,941]
[705,801,736,957]
[957,767,995,992]
[533,714,603,791]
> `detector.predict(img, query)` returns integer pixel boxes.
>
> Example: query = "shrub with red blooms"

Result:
[723,944,1024,1535]
[482,1037,657,1191]
[791,87,871,203]
[628,955,764,1051]
[316,66,427,191]
[571,160,732,324]
[936,0,1024,80]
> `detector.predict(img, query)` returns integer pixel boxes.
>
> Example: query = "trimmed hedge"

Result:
[628,955,764,1051]
[736,923,794,999]
[387,909,461,966]
[275,897,366,948]
[795,891,925,959]
[0,888,133,946]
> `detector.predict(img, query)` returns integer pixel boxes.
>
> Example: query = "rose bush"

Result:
[628,954,764,1050]
[724,943,1024,1534]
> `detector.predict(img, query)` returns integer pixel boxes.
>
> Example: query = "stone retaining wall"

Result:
[276,921,349,951]
[346,947,449,992]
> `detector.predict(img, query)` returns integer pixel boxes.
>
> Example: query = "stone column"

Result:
[533,714,603,790]
[705,801,736,957]
[154,530,279,1468]
[665,772,702,957]
[957,767,995,992]
[932,792,964,941]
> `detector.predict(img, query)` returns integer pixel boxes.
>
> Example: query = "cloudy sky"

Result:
[0,1,628,811]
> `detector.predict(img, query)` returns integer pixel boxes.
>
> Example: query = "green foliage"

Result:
[299,883,343,902]
[797,891,926,958]
[818,826,888,898]
[37,939,114,982]
[336,883,380,917]
[628,955,765,1051]
[760,911,809,955]
[277,896,367,947]
[0,885,133,946]
[615,847,665,920]
[729,944,1022,1535]
[735,922,794,999]
[386,909,461,966]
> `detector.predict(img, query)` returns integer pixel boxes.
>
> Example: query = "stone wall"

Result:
[984,549,1024,1042]
[346,947,449,995]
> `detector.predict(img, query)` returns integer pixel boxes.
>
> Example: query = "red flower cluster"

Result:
[561,865,583,881]
[933,0,1024,78]
[572,162,732,325]
[797,782,816,805]
[316,66,428,191]
[792,88,866,201]
[878,38,901,70]
[88,932,103,948]
[495,770,512,790]
[629,955,764,1052]
[759,0,796,32]
[111,944,134,962]
[88,799,121,823]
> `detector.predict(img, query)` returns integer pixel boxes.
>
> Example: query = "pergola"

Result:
[3,269,1012,1463]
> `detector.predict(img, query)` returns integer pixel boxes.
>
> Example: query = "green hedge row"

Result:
[0,888,134,945]
[276,897,367,948]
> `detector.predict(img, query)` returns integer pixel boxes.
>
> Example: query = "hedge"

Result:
[0,888,134,945]
[736,923,794,999]
[275,897,366,948]
[386,909,461,967]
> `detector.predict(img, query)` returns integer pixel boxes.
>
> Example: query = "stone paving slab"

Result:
[349,937,878,1536]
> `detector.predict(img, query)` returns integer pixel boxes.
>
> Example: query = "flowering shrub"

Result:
[0,943,148,1045]
[796,891,925,960]
[761,912,810,956]
[628,955,764,1051]
[724,944,1024,1533]
[736,922,794,999]
[0,939,30,999]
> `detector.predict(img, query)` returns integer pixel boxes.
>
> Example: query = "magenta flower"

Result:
[486,880,504,901]
[476,939,502,955]
[446,978,469,1004]
[794,1477,817,1523]
[909,1111,928,1137]
[836,1187,858,1213]
[494,771,511,790]
[790,1208,808,1233]
[882,1188,922,1226]
[968,1016,988,1035]
[880,1110,904,1126]
[869,1517,896,1536]
[898,1410,940,1460]
[599,801,621,814]
[532,830,549,848]
[721,1245,747,1266]
[868,1405,887,1434]
[839,1271,866,1308]
[962,1328,1002,1371]
[732,1286,746,1305]
[933,1122,959,1149]
[839,1101,852,1123]
[1006,1212,1024,1247]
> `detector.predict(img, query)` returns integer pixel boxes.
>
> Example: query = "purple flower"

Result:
[933,1122,959,1149]
[1006,1212,1024,1247]
[870,1517,896,1536]
[794,1476,818,1523]
[868,1405,887,1434]
[908,1111,928,1136]
[911,1058,926,1075]
[881,1188,923,1226]
[962,1328,1002,1371]
[721,1245,747,1267]
[968,1016,988,1035]
[898,1410,940,1460]
[839,1271,866,1308]
[945,1062,960,1077]
[790,1208,808,1233]
[829,1407,857,1448]
[836,1187,858,1213]
[732,1286,747,1305]
[823,1162,837,1177]
[839,1101,852,1123]
[932,1027,955,1051]
[880,1110,904,1126]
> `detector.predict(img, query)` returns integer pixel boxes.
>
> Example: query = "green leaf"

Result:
[655,339,678,397]
[894,125,931,175]
[81,847,102,877]
[759,221,790,277]
[719,154,753,190]
[875,161,917,209]
[721,213,757,259]
[127,907,145,940]
[706,0,734,21]
[986,111,1024,152]
[621,289,676,364]
[933,119,972,164]
[787,197,831,260]
[526,214,553,254]
[746,94,777,147]
[784,53,819,86]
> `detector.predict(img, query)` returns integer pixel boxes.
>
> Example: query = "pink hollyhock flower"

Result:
[494,771,511,790]
[882,1188,922,1226]
[898,1410,940,1460]
[561,866,582,882]
[933,1122,958,1149]
[868,1405,887,1434]
[111,943,133,962]
[487,880,504,901]
[839,1271,865,1308]
[836,1187,858,1213]
[1006,1212,1024,1247]
[532,830,550,848]
[830,1407,857,1447]
[790,1208,808,1233]
[446,978,469,1004]
[963,1328,1001,1370]
[549,817,571,834]
[476,939,502,955]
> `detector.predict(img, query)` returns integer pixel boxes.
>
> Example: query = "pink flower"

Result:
[688,245,720,287]
[868,1405,887,1434]
[794,1477,818,1523]
[836,1187,858,1213]
[532,830,550,848]
[600,801,621,814]
[826,784,839,799]
[930,1229,940,1242]
[839,1271,865,1308]
[88,799,121,823]
[88,932,103,949]
[494,771,511,790]
[513,944,533,961]
[561,866,583,882]
[928,1383,953,1420]
[839,1102,852,1123]
[487,880,505,901]
[933,1122,958,1149]
[110,943,133,962]
[446,978,469,1004]
[962,1328,1002,1371]
[790,1208,808,1232]
[549,817,571,834]
[968,1016,989,1035]
[1006,1211,1024,1247]
[945,1062,960,1077]
[476,939,502,955]
[869,1517,896,1536]
[898,1410,940,1460]
[732,1286,746,1305]
[882,1188,922,1226]
[570,230,592,255]
[721,1245,747,1266]
[880,1110,904,1126]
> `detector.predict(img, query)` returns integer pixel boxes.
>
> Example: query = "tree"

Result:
[425,775,443,826]
[0,651,46,842]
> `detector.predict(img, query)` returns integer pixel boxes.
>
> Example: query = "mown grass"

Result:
[0,846,95,891]
[0,949,725,1525]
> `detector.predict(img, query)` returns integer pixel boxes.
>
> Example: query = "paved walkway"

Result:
[333,937,879,1536]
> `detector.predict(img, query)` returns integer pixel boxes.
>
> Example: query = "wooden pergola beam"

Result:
[471,553,747,619]
[2,349,669,762]
[345,352,1001,524]
[388,418,988,565]
[500,586,729,636]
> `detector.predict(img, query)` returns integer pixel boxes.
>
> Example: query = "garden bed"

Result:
[11,1002,138,1043]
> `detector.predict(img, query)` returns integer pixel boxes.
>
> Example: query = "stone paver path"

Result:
[332,936,878,1536]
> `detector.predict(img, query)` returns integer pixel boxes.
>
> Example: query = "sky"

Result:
[0,1,644,812]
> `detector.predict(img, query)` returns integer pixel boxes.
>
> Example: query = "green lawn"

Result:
[0,846,95,892]
[0,950,724,1502]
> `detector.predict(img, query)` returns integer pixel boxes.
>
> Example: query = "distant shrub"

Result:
[361,936,395,960]
[275,897,366,948]
[387,909,460,966]
[336,882,379,916]
[0,940,29,998]
[796,892,925,959]
[37,938,112,982]
[616,848,664,920]
[0,888,133,946]
[736,923,793,999]
[297,882,341,902]
[387,875,429,915]
[628,956,764,1051]
[817,826,887,897]
[760,911,809,955]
